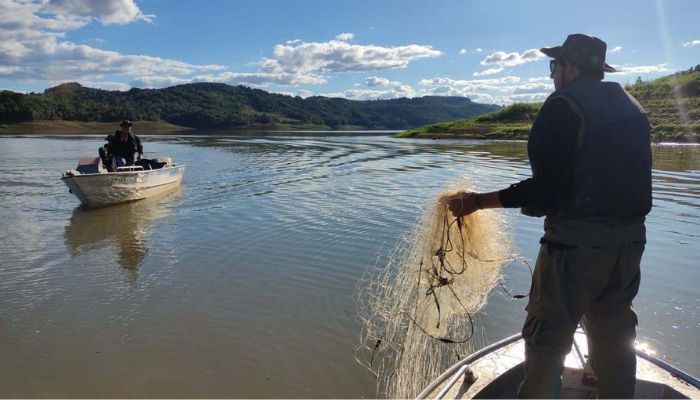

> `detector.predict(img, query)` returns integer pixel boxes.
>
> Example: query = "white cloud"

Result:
[2,4,441,93]
[323,84,416,100]
[608,46,623,53]
[364,76,403,87]
[613,63,671,75]
[481,48,545,67]
[124,34,441,89]
[295,89,314,98]
[459,49,467,55]
[475,48,483,53]
[131,75,191,88]
[419,76,520,90]
[418,75,553,105]
[0,1,87,32]
[193,71,325,86]
[75,80,131,91]
[682,40,700,48]
[45,0,154,25]
[198,34,441,89]
[335,33,354,41]
[473,67,503,76]
[365,76,391,86]
[0,39,224,80]
[0,0,221,83]
[260,37,441,78]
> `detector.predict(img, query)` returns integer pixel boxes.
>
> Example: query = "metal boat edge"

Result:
[417,330,700,399]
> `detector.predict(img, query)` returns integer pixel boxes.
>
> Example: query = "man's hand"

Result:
[444,191,480,217]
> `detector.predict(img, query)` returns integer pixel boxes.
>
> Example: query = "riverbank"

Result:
[397,100,700,143]
[0,120,194,134]
[396,103,537,140]
[398,67,700,143]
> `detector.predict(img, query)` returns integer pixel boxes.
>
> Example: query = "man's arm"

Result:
[448,98,579,217]
[135,135,143,159]
[446,190,502,216]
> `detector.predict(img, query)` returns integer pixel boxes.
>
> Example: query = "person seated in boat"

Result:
[98,143,114,172]
[102,120,143,169]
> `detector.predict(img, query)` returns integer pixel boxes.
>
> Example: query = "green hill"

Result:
[397,102,538,139]
[398,65,700,142]
[0,82,499,132]
[626,65,700,142]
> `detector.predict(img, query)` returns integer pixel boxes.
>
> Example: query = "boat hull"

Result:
[62,165,185,207]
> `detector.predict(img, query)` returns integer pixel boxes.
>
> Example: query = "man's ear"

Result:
[566,62,581,80]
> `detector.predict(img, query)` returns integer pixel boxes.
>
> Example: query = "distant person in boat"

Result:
[447,34,651,398]
[99,120,144,170]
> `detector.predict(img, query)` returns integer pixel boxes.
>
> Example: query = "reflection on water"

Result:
[64,188,180,279]
[0,135,698,398]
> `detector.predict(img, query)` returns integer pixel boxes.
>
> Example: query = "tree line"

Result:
[0,82,500,130]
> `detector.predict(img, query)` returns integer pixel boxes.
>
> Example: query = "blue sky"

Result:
[1,0,699,104]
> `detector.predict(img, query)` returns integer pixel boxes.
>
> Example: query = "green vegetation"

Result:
[398,66,700,142]
[626,66,700,142]
[0,82,499,132]
[397,102,538,139]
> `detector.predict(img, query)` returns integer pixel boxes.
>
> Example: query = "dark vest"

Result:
[108,133,141,163]
[535,80,652,245]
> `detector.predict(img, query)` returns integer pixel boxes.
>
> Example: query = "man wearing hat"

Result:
[101,120,144,169]
[447,34,651,398]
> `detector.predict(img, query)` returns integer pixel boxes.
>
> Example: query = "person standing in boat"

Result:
[447,34,651,398]
[100,120,144,170]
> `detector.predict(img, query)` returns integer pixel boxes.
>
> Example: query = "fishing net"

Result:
[356,180,513,398]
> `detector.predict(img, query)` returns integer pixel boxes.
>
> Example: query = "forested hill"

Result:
[0,82,500,130]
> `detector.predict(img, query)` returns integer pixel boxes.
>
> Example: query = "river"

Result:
[0,134,698,397]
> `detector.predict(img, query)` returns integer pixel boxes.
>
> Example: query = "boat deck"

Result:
[423,330,699,399]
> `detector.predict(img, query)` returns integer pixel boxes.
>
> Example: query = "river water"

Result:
[0,134,698,397]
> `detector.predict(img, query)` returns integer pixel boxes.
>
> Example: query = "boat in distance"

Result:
[418,328,699,399]
[61,156,185,208]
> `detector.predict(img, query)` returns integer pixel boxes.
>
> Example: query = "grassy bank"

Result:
[0,120,193,134]
[396,103,538,140]
[398,66,700,143]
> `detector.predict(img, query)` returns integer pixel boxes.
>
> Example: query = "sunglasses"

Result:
[549,59,557,73]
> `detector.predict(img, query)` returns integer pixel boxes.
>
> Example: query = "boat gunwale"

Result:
[60,164,186,181]
[417,332,700,399]
[416,333,522,399]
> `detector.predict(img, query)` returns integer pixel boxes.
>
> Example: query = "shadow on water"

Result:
[63,187,182,280]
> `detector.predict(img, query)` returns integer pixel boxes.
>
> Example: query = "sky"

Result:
[1,0,699,104]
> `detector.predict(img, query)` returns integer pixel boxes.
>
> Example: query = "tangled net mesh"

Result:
[356,180,513,398]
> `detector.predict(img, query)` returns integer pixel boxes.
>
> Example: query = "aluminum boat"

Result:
[61,156,185,208]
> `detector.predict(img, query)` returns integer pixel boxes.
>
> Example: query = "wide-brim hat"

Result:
[120,119,133,127]
[541,34,618,73]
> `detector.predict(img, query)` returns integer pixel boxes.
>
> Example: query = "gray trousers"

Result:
[517,241,644,399]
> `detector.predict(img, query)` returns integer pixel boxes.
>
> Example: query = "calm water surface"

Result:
[0,134,698,397]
